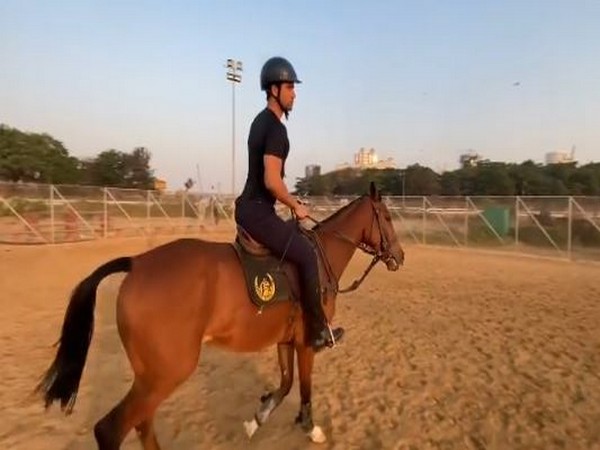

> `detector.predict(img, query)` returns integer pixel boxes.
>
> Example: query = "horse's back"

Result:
[118,237,297,352]
[140,236,232,257]
[131,238,232,272]
[119,237,239,317]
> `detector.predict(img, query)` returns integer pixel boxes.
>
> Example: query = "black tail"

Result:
[36,256,132,414]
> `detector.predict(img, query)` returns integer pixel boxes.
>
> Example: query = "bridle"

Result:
[306,198,394,294]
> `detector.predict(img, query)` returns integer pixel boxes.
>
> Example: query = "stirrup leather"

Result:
[326,324,337,347]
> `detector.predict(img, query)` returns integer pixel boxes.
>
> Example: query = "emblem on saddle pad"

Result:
[232,241,295,310]
[253,273,276,302]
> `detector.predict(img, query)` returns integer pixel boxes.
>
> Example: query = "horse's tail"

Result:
[36,256,132,414]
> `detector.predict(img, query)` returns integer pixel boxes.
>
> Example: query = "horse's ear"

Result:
[369,182,381,201]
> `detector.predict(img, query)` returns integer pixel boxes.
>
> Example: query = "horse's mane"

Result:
[312,195,368,230]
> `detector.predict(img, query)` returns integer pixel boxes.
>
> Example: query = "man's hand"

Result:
[293,202,309,220]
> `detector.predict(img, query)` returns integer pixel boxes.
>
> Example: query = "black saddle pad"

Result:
[232,241,295,310]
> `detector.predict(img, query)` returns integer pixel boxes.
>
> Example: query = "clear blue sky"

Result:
[2,0,599,192]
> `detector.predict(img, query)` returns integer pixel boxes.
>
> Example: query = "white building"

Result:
[545,147,576,165]
[352,148,396,169]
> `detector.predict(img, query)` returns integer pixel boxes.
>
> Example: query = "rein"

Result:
[304,200,390,294]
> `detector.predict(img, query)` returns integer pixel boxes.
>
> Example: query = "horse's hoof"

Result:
[307,425,327,444]
[243,419,259,439]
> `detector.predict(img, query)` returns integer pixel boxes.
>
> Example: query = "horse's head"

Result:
[361,182,405,271]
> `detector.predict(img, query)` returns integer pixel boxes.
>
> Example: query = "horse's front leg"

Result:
[244,342,295,439]
[295,345,327,444]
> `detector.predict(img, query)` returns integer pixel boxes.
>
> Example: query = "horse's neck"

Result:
[317,201,369,282]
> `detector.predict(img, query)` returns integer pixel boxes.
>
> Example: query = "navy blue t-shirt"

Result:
[238,108,289,205]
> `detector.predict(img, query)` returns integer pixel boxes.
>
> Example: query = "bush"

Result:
[572,220,600,247]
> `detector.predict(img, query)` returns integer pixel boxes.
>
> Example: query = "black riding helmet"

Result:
[260,57,301,119]
[260,57,302,91]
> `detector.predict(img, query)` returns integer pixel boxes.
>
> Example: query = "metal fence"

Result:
[2,182,599,262]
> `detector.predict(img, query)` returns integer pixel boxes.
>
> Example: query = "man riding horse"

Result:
[35,57,405,449]
[234,56,344,352]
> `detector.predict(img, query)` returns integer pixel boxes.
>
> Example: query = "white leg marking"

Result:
[308,425,327,444]
[243,419,259,439]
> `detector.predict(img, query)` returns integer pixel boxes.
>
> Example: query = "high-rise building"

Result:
[354,148,377,167]
[352,147,396,169]
[305,164,321,178]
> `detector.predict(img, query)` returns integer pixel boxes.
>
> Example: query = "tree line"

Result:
[295,160,600,197]
[3,123,598,196]
[0,124,155,189]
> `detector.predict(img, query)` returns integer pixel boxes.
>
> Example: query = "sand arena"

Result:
[0,231,599,449]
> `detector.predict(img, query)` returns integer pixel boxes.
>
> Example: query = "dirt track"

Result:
[1,233,599,449]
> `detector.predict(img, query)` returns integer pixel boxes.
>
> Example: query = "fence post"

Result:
[464,196,469,246]
[567,197,573,260]
[422,197,426,244]
[146,190,151,234]
[103,188,108,238]
[515,196,520,248]
[50,184,55,244]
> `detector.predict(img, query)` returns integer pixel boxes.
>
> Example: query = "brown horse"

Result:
[36,182,404,449]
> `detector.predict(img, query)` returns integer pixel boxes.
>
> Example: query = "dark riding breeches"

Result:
[234,199,326,332]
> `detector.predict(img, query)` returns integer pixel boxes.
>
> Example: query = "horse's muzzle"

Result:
[384,254,402,271]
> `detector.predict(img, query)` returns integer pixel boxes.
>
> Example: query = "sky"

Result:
[1,0,599,193]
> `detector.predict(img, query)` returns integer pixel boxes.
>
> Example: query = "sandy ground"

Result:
[1,232,599,450]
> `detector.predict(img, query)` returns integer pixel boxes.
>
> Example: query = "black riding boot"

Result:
[303,279,344,352]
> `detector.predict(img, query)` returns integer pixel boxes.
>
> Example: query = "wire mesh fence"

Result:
[1,182,599,262]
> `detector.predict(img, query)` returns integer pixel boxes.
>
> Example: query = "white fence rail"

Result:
[1,182,599,262]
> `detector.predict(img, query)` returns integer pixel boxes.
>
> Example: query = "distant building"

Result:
[545,147,576,165]
[351,147,396,169]
[305,164,321,178]
[459,151,483,167]
[354,147,378,167]
[154,178,167,192]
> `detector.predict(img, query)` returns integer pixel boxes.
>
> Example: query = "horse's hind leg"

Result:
[93,379,170,450]
[135,417,160,450]
[244,343,295,439]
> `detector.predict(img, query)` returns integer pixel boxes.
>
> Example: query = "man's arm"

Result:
[264,154,298,209]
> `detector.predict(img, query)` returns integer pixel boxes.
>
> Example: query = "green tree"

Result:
[0,124,81,183]
[85,149,127,187]
[507,160,553,195]
[125,146,155,189]
[293,157,600,197]
[84,147,155,188]
[473,163,515,195]
[569,166,599,195]
[440,171,461,196]
[404,164,441,195]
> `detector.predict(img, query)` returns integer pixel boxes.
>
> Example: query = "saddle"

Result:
[232,225,336,311]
